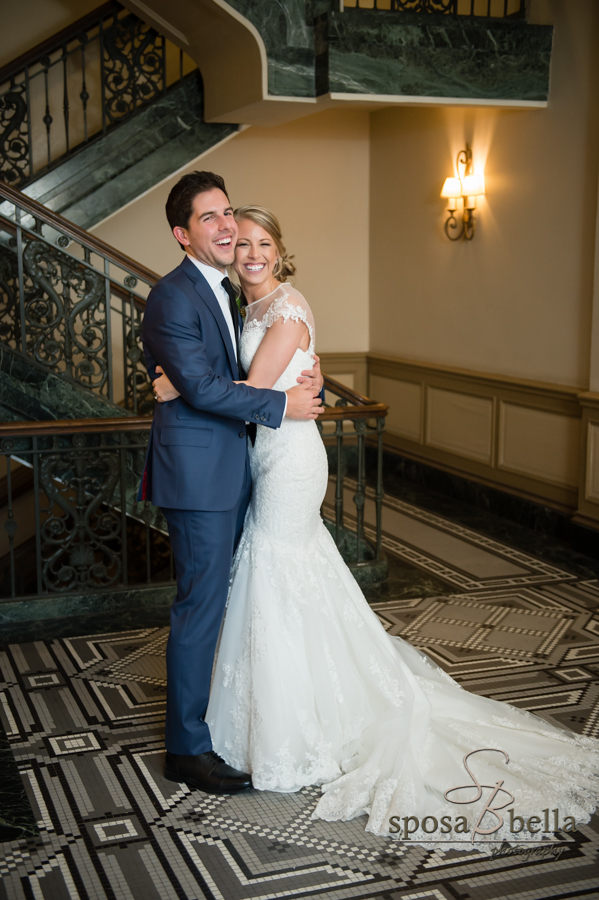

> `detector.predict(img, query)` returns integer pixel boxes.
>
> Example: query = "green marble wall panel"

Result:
[224,2,551,102]
[328,11,552,101]
[0,584,174,624]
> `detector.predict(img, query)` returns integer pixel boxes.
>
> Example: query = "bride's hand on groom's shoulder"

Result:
[153,366,181,403]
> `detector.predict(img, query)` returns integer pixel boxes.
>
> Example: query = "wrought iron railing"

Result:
[0,1,196,189]
[341,0,526,17]
[0,181,156,413]
[0,379,388,601]
[0,416,167,599]
[318,377,388,582]
[0,183,389,598]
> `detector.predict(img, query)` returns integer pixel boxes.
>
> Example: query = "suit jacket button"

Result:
[255,414,260,420]
[239,431,245,438]
[260,415,266,422]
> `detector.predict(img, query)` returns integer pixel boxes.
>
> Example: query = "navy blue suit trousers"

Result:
[161,454,251,755]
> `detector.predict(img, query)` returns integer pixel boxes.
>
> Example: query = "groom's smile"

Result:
[172,186,238,272]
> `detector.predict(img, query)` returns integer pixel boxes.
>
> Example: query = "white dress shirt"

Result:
[187,254,237,360]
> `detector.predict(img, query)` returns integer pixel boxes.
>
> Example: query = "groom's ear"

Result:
[173,226,190,250]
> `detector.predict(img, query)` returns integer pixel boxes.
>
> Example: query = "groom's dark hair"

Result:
[166,171,230,249]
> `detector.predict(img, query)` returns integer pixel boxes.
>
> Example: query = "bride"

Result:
[153,206,599,848]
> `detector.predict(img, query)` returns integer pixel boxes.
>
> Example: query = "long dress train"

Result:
[206,285,599,849]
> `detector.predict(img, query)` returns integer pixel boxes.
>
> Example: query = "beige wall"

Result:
[369,0,599,389]
[92,109,370,353]
[0,0,100,68]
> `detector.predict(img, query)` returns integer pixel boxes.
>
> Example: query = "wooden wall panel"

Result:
[426,388,493,464]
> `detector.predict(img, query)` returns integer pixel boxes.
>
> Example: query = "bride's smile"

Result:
[233,218,280,301]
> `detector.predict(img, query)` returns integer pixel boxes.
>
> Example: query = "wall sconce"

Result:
[440,144,485,241]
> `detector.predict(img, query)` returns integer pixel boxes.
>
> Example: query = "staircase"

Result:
[125,0,554,128]
[0,1,239,229]
[0,181,388,628]
[0,1,392,629]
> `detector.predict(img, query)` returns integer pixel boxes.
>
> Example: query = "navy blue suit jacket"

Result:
[139,256,286,511]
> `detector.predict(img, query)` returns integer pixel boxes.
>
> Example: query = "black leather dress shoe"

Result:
[164,750,252,795]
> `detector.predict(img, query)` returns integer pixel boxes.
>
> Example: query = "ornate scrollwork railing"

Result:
[0,378,388,600]
[0,416,165,599]
[341,0,525,17]
[0,1,195,189]
[0,180,156,413]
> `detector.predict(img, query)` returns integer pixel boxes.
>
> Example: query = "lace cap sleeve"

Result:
[244,285,315,351]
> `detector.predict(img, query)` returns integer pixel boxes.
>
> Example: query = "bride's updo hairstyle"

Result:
[234,206,296,282]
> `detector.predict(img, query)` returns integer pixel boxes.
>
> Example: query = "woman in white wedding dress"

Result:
[154,206,599,848]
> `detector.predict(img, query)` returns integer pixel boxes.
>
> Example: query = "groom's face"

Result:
[175,188,238,271]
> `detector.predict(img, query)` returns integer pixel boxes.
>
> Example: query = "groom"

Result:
[140,171,323,795]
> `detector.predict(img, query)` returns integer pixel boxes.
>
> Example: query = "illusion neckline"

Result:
[244,283,286,308]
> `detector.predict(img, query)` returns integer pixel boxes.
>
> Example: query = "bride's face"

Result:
[233,220,278,292]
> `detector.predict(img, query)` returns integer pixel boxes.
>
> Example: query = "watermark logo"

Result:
[388,748,577,844]
[445,748,513,842]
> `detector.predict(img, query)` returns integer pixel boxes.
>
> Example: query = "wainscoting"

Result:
[317,352,368,396]
[575,393,599,531]
[319,352,599,531]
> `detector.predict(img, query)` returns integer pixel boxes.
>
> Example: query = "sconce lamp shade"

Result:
[461,174,485,197]
[440,177,462,199]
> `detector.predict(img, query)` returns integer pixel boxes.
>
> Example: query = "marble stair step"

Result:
[0,343,130,423]
[22,73,239,230]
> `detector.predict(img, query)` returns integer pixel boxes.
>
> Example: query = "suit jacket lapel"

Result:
[181,257,239,378]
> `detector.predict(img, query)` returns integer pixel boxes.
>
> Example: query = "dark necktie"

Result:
[221,276,241,365]
[221,276,255,444]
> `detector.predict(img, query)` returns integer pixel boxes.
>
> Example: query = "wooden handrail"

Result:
[0,394,387,438]
[323,375,388,419]
[0,2,121,85]
[321,403,388,421]
[324,375,375,406]
[0,181,160,291]
[0,416,152,438]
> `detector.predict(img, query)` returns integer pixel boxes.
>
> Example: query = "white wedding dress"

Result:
[206,285,599,848]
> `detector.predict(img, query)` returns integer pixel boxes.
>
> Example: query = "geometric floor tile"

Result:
[371,583,599,739]
[2,488,599,898]
[1,609,599,899]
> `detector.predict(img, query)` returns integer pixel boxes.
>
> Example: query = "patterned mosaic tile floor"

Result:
[1,483,599,899]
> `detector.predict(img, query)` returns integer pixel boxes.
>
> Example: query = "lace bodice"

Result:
[240,285,315,391]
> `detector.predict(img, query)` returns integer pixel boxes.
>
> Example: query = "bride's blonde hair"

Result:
[234,205,296,282]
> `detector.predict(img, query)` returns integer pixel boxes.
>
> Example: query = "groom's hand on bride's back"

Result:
[285,381,324,420]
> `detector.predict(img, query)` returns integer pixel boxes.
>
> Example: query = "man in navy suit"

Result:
[140,171,323,795]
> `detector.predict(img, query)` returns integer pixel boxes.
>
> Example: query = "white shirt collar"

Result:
[186,254,227,292]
